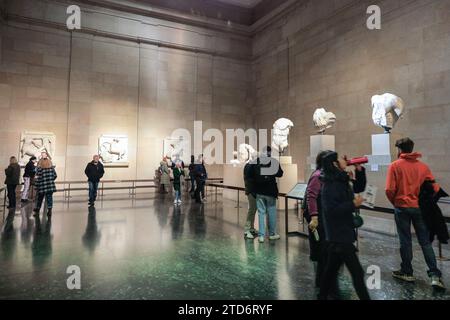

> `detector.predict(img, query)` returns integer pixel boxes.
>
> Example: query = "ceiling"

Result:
[134,0,288,26]
[214,0,264,8]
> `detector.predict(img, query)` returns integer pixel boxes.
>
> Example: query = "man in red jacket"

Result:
[386,137,444,289]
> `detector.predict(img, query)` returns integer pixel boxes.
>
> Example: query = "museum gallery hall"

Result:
[0,0,450,302]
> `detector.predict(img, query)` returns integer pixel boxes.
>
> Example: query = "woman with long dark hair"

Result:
[318,151,370,300]
[303,150,331,287]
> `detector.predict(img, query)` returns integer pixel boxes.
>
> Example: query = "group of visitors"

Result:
[157,155,208,205]
[301,137,446,300]
[3,153,104,218]
[4,152,57,219]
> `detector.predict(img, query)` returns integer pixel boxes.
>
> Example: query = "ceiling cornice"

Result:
[62,0,302,37]
[249,0,303,34]
[215,0,263,9]
[72,0,252,37]
[6,13,253,61]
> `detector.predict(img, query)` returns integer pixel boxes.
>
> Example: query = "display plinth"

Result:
[277,163,298,210]
[362,133,403,234]
[223,164,247,204]
[367,133,401,172]
[279,156,292,165]
[307,135,335,170]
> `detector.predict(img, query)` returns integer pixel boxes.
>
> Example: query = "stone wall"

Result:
[252,0,450,190]
[2,0,450,194]
[0,0,253,182]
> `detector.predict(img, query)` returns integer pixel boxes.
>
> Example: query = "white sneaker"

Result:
[258,236,265,243]
[269,234,281,241]
[431,276,446,290]
[174,200,178,205]
[244,231,254,239]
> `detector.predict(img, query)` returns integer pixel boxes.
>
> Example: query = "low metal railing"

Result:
[54,177,223,199]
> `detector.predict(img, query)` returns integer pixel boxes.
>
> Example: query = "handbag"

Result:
[353,209,364,229]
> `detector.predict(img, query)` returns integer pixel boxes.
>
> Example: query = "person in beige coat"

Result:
[159,158,170,194]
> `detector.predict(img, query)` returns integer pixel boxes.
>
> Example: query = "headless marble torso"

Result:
[271,118,294,155]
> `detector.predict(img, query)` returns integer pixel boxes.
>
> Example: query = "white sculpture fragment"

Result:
[230,152,241,167]
[313,108,336,134]
[164,136,189,163]
[19,131,56,165]
[238,144,257,164]
[99,135,128,164]
[371,93,405,133]
[271,118,294,155]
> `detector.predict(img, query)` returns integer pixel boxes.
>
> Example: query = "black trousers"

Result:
[319,242,370,300]
[305,213,327,286]
[7,184,17,208]
[194,180,205,203]
[308,229,327,287]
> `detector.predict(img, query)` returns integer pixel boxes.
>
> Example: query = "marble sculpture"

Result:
[271,118,294,155]
[371,93,405,133]
[19,131,56,164]
[313,108,336,134]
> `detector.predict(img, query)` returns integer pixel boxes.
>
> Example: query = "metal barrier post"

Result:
[68,183,71,200]
[235,189,242,209]
[285,197,289,236]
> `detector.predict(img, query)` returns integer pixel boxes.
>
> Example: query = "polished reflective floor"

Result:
[0,192,449,300]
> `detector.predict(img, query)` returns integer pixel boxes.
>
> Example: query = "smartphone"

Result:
[313,229,320,242]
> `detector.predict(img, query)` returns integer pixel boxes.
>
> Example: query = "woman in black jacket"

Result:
[318,151,370,300]
[4,156,21,209]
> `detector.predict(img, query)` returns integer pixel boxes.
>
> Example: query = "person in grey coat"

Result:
[159,158,170,194]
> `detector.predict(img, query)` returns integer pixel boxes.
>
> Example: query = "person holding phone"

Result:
[303,151,331,287]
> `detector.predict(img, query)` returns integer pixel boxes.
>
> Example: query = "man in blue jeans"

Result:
[84,155,105,207]
[386,138,444,289]
[249,146,283,243]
